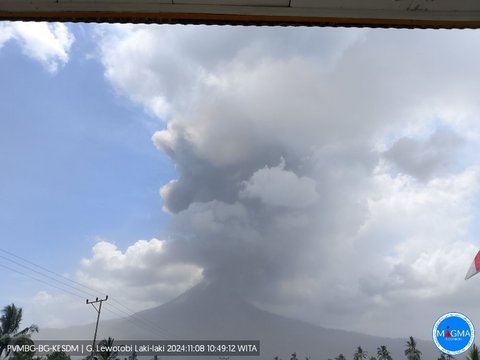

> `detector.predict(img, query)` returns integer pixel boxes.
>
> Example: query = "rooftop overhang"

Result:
[1,0,480,28]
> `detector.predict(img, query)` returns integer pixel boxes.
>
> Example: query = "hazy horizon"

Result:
[2,22,480,343]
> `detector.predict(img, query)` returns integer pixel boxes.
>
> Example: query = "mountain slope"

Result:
[39,282,437,359]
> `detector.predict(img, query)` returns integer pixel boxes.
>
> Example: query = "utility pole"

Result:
[86,295,108,359]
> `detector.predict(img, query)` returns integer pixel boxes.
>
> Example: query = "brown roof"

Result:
[2,1,480,28]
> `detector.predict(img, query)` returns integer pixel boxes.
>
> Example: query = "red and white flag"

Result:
[465,250,480,280]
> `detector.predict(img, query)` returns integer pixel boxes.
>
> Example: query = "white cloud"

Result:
[78,239,203,308]
[0,22,74,72]
[26,291,90,329]
[98,25,363,121]
[366,167,480,293]
[0,23,14,48]
[241,158,318,208]
[94,25,480,338]
[33,290,54,305]
[19,238,203,330]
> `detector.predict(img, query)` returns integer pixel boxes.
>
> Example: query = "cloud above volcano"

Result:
[85,25,480,337]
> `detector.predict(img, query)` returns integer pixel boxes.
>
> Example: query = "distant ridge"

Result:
[38,281,437,359]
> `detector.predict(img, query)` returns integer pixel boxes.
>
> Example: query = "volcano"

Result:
[39,282,437,359]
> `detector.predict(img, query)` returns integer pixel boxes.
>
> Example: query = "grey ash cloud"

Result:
[81,25,480,338]
[384,128,463,181]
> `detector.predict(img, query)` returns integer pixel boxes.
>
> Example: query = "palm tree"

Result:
[404,336,422,360]
[10,352,37,360]
[439,352,454,360]
[354,346,368,360]
[377,345,392,360]
[47,352,72,360]
[438,352,447,360]
[127,350,137,360]
[467,344,479,360]
[95,337,118,360]
[0,304,38,357]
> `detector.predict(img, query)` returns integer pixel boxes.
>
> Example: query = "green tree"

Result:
[440,353,455,360]
[290,353,298,360]
[335,354,346,360]
[127,350,137,360]
[467,344,479,360]
[377,345,392,360]
[46,351,71,360]
[0,304,39,358]
[404,336,422,360]
[10,353,40,360]
[354,346,368,360]
[95,337,118,360]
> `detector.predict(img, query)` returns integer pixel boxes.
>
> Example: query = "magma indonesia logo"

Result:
[433,313,475,355]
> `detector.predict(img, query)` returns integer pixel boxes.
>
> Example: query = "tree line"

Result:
[0,304,123,360]
[274,337,480,360]
[2,303,480,360]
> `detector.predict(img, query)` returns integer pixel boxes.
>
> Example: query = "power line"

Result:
[0,253,97,298]
[1,260,178,338]
[0,249,100,296]
[0,263,86,300]
[0,248,181,339]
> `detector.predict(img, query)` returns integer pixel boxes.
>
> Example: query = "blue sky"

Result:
[3,22,480,339]
[0,23,173,288]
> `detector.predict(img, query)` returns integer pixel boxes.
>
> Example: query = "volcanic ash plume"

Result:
[94,26,480,336]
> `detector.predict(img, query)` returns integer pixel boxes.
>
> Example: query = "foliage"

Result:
[45,351,72,360]
[439,352,455,360]
[0,304,39,358]
[127,350,137,360]
[467,344,479,360]
[354,346,368,360]
[377,345,392,360]
[404,336,422,360]
[95,337,118,360]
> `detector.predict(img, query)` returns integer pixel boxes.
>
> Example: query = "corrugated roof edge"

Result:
[0,11,479,29]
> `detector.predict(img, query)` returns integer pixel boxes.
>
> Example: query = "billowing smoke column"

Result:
[96,25,480,336]
[148,37,380,300]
